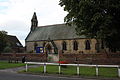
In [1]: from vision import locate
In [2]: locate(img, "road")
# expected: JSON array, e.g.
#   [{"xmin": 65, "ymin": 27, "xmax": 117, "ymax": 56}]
[{"xmin": 0, "ymin": 71, "xmax": 99, "ymax": 80}]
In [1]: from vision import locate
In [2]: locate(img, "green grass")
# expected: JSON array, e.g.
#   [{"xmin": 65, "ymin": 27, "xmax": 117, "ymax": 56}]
[
  {"xmin": 21, "ymin": 65, "xmax": 119, "ymax": 78},
  {"xmin": 99, "ymin": 67, "xmax": 118, "ymax": 77},
  {"xmin": 25, "ymin": 66, "xmax": 44, "ymax": 73},
  {"xmin": 61, "ymin": 66, "xmax": 77, "ymax": 75},
  {"xmin": 47, "ymin": 65, "xmax": 58, "ymax": 74},
  {"xmin": 0, "ymin": 61, "xmax": 25, "ymax": 69},
  {"xmin": 80, "ymin": 67, "xmax": 96, "ymax": 76}
]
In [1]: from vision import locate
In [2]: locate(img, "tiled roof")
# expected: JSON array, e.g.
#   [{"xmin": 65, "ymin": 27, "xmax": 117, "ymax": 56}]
[
  {"xmin": 25, "ymin": 24, "xmax": 86, "ymax": 41},
  {"xmin": 7, "ymin": 35, "xmax": 23, "ymax": 47}
]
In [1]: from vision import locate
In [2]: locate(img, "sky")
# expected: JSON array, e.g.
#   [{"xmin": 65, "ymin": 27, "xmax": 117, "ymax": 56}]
[{"xmin": 0, "ymin": 0, "xmax": 67, "ymax": 46}]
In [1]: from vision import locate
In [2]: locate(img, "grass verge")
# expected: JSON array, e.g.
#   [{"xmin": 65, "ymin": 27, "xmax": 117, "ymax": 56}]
[
  {"xmin": 20, "ymin": 65, "xmax": 118, "ymax": 78},
  {"xmin": 0, "ymin": 61, "xmax": 25, "ymax": 69}
]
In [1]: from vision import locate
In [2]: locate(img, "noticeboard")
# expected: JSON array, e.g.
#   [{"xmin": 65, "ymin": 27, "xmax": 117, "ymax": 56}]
[{"xmin": 36, "ymin": 47, "xmax": 44, "ymax": 53}]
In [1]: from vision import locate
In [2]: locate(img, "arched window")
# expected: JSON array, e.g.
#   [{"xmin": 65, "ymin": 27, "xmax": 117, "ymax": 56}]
[
  {"xmin": 85, "ymin": 40, "xmax": 91, "ymax": 50},
  {"xmin": 73, "ymin": 41, "xmax": 78, "ymax": 50},
  {"xmin": 62, "ymin": 41, "xmax": 67, "ymax": 50},
  {"xmin": 34, "ymin": 42, "xmax": 38, "ymax": 50}
]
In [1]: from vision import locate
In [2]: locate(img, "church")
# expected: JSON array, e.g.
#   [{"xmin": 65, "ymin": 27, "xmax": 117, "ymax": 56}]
[{"xmin": 25, "ymin": 12, "xmax": 104, "ymax": 54}]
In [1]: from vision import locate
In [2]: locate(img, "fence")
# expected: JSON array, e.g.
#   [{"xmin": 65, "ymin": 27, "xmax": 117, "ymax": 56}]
[{"xmin": 25, "ymin": 62, "xmax": 120, "ymax": 77}]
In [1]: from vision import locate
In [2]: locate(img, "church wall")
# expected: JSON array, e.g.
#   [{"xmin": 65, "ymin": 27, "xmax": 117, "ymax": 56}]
[
  {"xmin": 36, "ymin": 41, "xmax": 43, "ymax": 47},
  {"xmin": 26, "ymin": 39, "xmax": 98, "ymax": 54},
  {"xmin": 53, "ymin": 39, "xmax": 97, "ymax": 54},
  {"xmin": 26, "ymin": 42, "xmax": 34, "ymax": 53}
]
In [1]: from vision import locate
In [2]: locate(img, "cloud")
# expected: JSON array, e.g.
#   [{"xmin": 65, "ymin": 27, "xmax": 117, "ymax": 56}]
[{"xmin": 0, "ymin": 0, "xmax": 67, "ymax": 46}]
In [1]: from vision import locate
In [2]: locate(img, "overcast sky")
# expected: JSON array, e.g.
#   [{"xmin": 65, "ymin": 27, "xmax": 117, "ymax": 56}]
[{"xmin": 0, "ymin": 0, "xmax": 67, "ymax": 46}]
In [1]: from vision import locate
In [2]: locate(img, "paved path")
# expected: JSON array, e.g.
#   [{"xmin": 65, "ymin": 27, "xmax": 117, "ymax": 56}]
[{"xmin": 0, "ymin": 65, "xmax": 40, "ymax": 73}]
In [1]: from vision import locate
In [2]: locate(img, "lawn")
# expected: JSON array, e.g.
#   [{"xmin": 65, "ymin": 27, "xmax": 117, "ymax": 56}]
[
  {"xmin": 21, "ymin": 65, "xmax": 118, "ymax": 78},
  {"xmin": 0, "ymin": 61, "xmax": 25, "ymax": 69}
]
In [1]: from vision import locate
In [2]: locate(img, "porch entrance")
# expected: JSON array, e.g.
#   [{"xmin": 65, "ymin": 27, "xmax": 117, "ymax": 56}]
[{"xmin": 45, "ymin": 43, "xmax": 59, "ymax": 62}]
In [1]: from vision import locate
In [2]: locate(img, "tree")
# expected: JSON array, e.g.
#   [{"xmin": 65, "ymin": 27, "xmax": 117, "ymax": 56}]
[
  {"xmin": 0, "ymin": 31, "xmax": 8, "ymax": 53},
  {"xmin": 3, "ymin": 43, "xmax": 13, "ymax": 53},
  {"xmin": 59, "ymin": 0, "xmax": 120, "ymax": 52}
]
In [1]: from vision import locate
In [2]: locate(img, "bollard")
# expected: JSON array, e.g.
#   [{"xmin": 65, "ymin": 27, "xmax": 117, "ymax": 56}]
[
  {"xmin": 96, "ymin": 65, "xmax": 99, "ymax": 76},
  {"xmin": 25, "ymin": 63, "xmax": 28, "ymax": 72},
  {"xmin": 59, "ymin": 64, "xmax": 61, "ymax": 74},
  {"xmin": 44, "ymin": 63, "xmax": 46, "ymax": 73},
  {"xmin": 118, "ymin": 65, "xmax": 120, "ymax": 77},
  {"xmin": 77, "ymin": 64, "xmax": 79, "ymax": 75}
]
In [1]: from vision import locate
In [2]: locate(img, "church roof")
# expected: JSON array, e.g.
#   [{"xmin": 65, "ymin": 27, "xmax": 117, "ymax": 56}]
[{"xmin": 25, "ymin": 24, "xmax": 86, "ymax": 42}]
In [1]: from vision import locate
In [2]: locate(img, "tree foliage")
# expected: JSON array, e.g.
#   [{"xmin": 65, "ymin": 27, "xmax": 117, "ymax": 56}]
[
  {"xmin": 0, "ymin": 31, "xmax": 8, "ymax": 53},
  {"xmin": 59, "ymin": 0, "xmax": 120, "ymax": 52}
]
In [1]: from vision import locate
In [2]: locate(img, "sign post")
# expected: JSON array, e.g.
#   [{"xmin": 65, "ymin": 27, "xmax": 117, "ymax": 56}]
[{"xmin": 36, "ymin": 47, "xmax": 44, "ymax": 53}]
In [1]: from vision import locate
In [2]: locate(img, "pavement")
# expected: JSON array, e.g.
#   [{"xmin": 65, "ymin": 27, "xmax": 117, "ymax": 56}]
[
  {"xmin": 0, "ymin": 65, "xmax": 119, "ymax": 80},
  {"xmin": 0, "ymin": 65, "xmax": 40, "ymax": 73}
]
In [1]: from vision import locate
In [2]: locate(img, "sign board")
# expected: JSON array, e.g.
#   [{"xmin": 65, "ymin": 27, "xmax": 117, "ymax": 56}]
[{"xmin": 36, "ymin": 47, "xmax": 44, "ymax": 53}]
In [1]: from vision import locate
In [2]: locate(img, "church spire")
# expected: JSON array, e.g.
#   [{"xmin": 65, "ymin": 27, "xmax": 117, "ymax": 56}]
[{"xmin": 31, "ymin": 12, "xmax": 38, "ymax": 31}]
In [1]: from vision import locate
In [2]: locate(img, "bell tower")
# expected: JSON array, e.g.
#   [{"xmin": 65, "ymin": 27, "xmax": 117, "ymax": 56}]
[{"xmin": 31, "ymin": 12, "xmax": 38, "ymax": 31}]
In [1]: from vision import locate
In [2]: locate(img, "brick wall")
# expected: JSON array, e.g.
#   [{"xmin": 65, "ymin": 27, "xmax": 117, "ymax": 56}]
[
  {"xmin": 0, "ymin": 53, "xmax": 47, "ymax": 62},
  {"xmin": 59, "ymin": 52, "xmax": 120, "ymax": 65},
  {"xmin": 1, "ymin": 52, "xmax": 120, "ymax": 65}
]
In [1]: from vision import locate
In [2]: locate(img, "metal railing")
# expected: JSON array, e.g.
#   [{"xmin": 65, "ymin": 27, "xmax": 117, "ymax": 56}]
[{"xmin": 25, "ymin": 62, "xmax": 120, "ymax": 77}]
